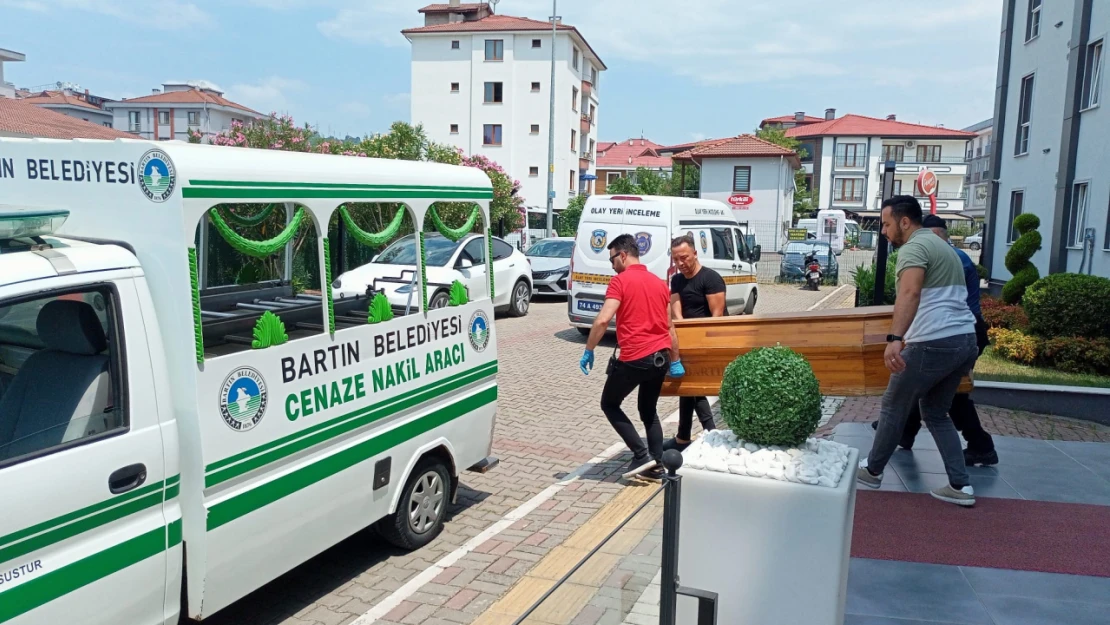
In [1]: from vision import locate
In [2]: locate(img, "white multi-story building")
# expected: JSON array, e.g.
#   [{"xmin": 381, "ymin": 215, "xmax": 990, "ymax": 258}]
[
  {"xmin": 0, "ymin": 47, "xmax": 26, "ymax": 98},
  {"xmin": 784, "ymin": 113, "xmax": 974, "ymax": 223},
  {"xmin": 105, "ymin": 81, "xmax": 264, "ymax": 142},
  {"xmin": 963, "ymin": 119, "xmax": 993, "ymax": 221},
  {"xmin": 984, "ymin": 0, "xmax": 1108, "ymax": 283},
  {"xmin": 20, "ymin": 84, "xmax": 114, "ymax": 128},
  {"xmin": 404, "ymin": 1, "xmax": 605, "ymax": 214}
]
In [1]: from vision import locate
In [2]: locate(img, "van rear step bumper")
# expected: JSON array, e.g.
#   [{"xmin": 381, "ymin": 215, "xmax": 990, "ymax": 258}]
[{"xmin": 467, "ymin": 456, "xmax": 499, "ymax": 473}]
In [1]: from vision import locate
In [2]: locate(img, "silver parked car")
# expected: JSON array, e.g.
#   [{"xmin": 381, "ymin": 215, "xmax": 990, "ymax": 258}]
[{"xmin": 526, "ymin": 237, "xmax": 574, "ymax": 296}]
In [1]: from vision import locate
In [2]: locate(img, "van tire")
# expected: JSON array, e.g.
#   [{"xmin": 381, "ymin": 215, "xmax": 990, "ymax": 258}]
[
  {"xmin": 508, "ymin": 279, "xmax": 531, "ymax": 317},
  {"xmin": 743, "ymin": 289, "xmax": 758, "ymax": 315},
  {"xmin": 378, "ymin": 457, "xmax": 451, "ymax": 550}
]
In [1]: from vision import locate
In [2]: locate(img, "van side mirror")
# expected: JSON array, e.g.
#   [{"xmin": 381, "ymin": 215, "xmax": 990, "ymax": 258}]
[{"xmin": 753, "ymin": 245, "xmax": 762, "ymax": 262}]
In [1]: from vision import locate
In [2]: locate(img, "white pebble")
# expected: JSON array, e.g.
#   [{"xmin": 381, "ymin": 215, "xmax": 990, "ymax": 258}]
[{"xmin": 682, "ymin": 434, "xmax": 849, "ymax": 488}]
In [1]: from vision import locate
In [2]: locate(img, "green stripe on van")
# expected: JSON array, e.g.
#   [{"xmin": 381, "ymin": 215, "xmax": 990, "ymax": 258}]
[
  {"xmin": 0, "ymin": 524, "xmax": 169, "ymax": 624},
  {"xmin": 182, "ymin": 187, "xmax": 494, "ymax": 200},
  {"xmin": 207, "ymin": 385, "xmax": 496, "ymax": 531},
  {"xmin": 205, "ymin": 362, "xmax": 496, "ymax": 484}
]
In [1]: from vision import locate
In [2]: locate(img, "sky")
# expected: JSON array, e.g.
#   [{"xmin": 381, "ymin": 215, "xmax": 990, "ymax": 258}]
[{"xmin": 1, "ymin": 0, "xmax": 1003, "ymax": 145}]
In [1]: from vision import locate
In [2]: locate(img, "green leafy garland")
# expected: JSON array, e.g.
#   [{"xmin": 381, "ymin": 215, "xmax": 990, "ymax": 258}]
[
  {"xmin": 188, "ymin": 248, "xmax": 204, "ymax": 364},
  {"xmin": 322, "ymin": 237, "xmax": 336, "ymax": 334},
  {"xmin": 219, "ymin": 204, "xmax": 276, "ymax": 227},
  {"xmin": 368, "ymin": 292, "xmax": 394, "ymax": 323},
  {"xmin": 209, "ymin": 206, "xmax": 306, "ymax": 258},
  {"xmin": 448, "ymin": 280, "xmax": 469, "ymax": 306},
  {"xmin": 252, "ymin": 311, "xmax": 289, "ymax": 349},
  {"xmin": 419, "ymin": 231, "xmax": 429, "ymax": 311},
  {"xmin": 339, "ymin": 205, "xmax": 406, "ymax": 248},
  {"xmin": 429, "ymin": 205, "xmax": 480, "ymax": 241}
]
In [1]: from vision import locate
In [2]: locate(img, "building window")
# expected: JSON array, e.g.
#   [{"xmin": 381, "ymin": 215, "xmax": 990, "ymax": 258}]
[
  {"xmin": 532, "ymin": 39, "xmax": 541, "ymax": 48},
  {"xmin": 451, "ymin": 40, "xmax": 460, "ymax": 49},
  {"xmin": 450, "ymin": 82, "xmax": 460, "ymax": 93},
  {"xmin": 892, "ymin": 180, "xmax": 903, "ymax": 195},
  {"xmin": 833, "ymin": 178, "xmax": 864, "ymax": 202},
  {"xmin": 103, "ymin": 122, "xmax": 112, "ymax": 127},
  {"xmin": 483, "ymin": 124, "xmax": 502, "ymax": 146},
  {"xmin": 1026, "ymin": 0, "xmax": 1041, "ymax": 42},
  {"xmin": 484, "ymin": 82, "xmax": 503, "ymax": 103},
  {"xmin": 1083, "ymin": 40, "xmax": 1103, "ymax": 109},
  {"xmin": 730, "ymin": 166, "xmax": 751, "ymax": 193},
  {"xmin": 530, "ymin": 124, "xmax": 540, "ymax": 134},
  {"xmin": 569, "ymin": 170, "xmax": 575, "ymax": 191},
  {"xmin": 571, "ymin": 129, "xmax": 577, "ymax": 152},
  {"xmin": 187, "ymin": 111, "xmax": 200, "ymax": 126},
  {"xmin": 916, "ymin": 145, "xmax": 942, "ymax": 163},
  {"xmin": 128, "ymin": 111, "xmax": 141, "ymax": 132},
  {"xmin": 484, "ymin": 39, "xmax": 504, "ymax": 61},
  {"xmin": 573, "ymin": 47, "xmax": 579, "ymax": 70},
  {"xmin": 530, "ymin": 166, "xmax": 539, "ymax": 176},
  {"xmin": 1069, "ymin": 182, "xmax": 1089, "ymax": 247},
  {"xmin": 881, "ymin": 144, "xmax": 904, "ymax": 163},
  {"xmin": 532, "ymin": 82, "xmax": 541, "ymax": 92},
  {"xmin": 1008, "ymin": 191, "xmax": 1024, "ymax": 243},
  {"xmin": 834, "ymin": 143, "xmax": 866, "ymax": 168},
  {"xmin": 572, "ymin": 87, "xmax": 578, "ymax": 111},
  {"xmin": 157, "ymin": 111, "xmax": 169, "ymax": 125},
  {"xmin": 1015, "ymin": 73, "xmax": 1034, "ymax": 155},
  {"xmin": 607, "ymin": 172, "xmax": 622, "ymax": 184},
  {"xmin": 450, "ymin": 124, "xmax": 459, "ymax": 134}
]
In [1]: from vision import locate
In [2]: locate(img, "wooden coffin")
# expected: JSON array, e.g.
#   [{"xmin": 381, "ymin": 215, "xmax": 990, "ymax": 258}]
[{"xmin": 661, "ymin": 305, "xmax": 973, "ymax": 397}]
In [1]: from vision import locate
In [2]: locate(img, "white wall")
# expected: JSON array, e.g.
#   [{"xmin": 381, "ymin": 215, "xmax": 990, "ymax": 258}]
[
  {"xmin": 42, "ymin": 106, "xmax": 113, "ymax": 127},
  {"xmin": 699, "ymin": 156, "xmax": 796, "ymax": 246},
  {"xmin": 1070, "ymin": 0, "xmax": 1110, "ymax": 276},
  {"xmin": 109, "ymin": 105, "xmax": 250, "ymax": 141}
]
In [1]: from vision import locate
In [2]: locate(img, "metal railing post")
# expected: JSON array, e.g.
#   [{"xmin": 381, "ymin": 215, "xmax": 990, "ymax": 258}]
[{"xmin": 659, "ymin": 449, "xmax": 683, "ymax": 625}]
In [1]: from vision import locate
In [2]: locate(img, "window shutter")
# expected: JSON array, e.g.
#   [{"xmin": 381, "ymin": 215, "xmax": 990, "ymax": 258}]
[{"xmin": 733, "ymin": 167, "xmax": 751, "ymax": 192}]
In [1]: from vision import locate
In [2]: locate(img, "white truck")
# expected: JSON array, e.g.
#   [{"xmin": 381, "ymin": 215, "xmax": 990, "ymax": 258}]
[{"xmin": 0, "ymin": 139, "xmax": 500, "ymax": 624}]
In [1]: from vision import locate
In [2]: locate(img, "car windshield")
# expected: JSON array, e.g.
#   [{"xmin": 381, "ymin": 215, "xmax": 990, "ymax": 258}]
[
  {"xmin": 527, "ymin": 240, "xmax": 574, "ymax": 258},
  {"xmin": 785, "ymin": 243, "xmax": 830, "ymax": 257},
  {"xmin": 375, "ymin": 233, "xmax": 461, "ymax": 267}
]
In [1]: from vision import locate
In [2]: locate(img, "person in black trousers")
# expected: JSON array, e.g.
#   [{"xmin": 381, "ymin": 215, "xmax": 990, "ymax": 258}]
[
  {"xmin": 663, "ymin": 234, "xmax": 726, "ymax": 451},
  {"xmin": 871, "ymin": 215, "xmax": 998, "ymax": 466}
]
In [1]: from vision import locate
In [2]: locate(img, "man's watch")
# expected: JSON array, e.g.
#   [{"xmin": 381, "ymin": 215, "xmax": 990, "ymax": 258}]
[{"xmin": 886, "ymin": 334, "xmax": 904, "ymax": 343}]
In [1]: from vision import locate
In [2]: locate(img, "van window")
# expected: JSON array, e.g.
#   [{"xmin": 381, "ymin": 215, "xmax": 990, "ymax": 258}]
[
  {"xmin": 0, "ymin": 287, "xmax": 126, "ymax": 465},
  {"xmin": 711, "ymin": 228, "xmax": 735, "ymax": 261},
  {"xmin": 734, "ymin": 229, "xmax": 751, "ymax": 262}
]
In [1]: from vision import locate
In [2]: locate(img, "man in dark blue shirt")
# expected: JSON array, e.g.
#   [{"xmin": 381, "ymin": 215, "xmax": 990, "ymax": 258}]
[{"xmin": 872, "ymin": 215, "xmax": 998, "ymax": 466}]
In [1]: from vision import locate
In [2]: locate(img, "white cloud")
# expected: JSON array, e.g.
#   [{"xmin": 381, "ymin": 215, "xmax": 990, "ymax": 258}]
[
  {"xmin": 230, "ymin": 76, "xmax": 307, "ymax": 114},
  {"xmin": 5, "ymin": 0, "xmax": 212, "ymax": 28}
]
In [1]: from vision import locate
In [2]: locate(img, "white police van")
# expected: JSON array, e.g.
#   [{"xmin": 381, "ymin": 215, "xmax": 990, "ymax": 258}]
[
  {"xmin": 0, "ymin": 139, "xmax": 499, "ymax": 624},
  {"xmin": 568, "ymin": 195, "xmax": 760, "ymax": 332}
]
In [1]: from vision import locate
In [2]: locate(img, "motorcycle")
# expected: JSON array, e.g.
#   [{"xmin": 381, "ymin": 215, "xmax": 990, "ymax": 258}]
[{"xmin": 803, "ymin": 251, "xmax": 822, "ymax": 291}]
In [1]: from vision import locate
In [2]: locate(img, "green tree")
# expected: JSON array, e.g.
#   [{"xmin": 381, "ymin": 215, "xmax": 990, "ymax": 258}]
[
  {"xmin": 606, "ymin": 166, "xmax": 670, "ymax": 196},
  {"xmin": 755, "ymin": 126, "xmax": 814, "ymax": 221},
  {"xmin": 664, "ymin": 161, "xmax": 700, "ymax": 197},
  {"xmin": 557, "ymin": 194, "xmax": 587, "ymax": 237},
  {"xmin": 607, "ymin": 175, "xmax": 636, "ymax": 194}
]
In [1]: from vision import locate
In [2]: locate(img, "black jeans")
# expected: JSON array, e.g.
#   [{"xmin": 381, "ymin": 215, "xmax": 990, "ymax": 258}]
[
  {"xmin": 677, "ymin": 396, "xmax": 715, "ymax": 441},
  {"xmin": 900, "ymin": 317, "xmax": 995, "ymax": 453},
  {"xmin": 600, "ymin": 351, "xmax": 667, "ymax": 463}
]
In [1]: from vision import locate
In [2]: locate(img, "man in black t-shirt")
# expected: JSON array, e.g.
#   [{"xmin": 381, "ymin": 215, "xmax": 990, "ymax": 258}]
[{"xmin": 664, "ymin": 234, "xmax": 727, "ymax": 452}]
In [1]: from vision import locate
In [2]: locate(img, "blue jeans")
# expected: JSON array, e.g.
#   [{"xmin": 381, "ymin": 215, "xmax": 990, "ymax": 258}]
[{"xmin": 867, "ymin": 333, "xmax": 979, "ymax": 488}]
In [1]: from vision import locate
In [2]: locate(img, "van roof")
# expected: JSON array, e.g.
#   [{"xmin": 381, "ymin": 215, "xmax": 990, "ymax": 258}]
[
  {"xmin": 1, "ymin": 237, "xmax": 139, "ymax": 288},
  {"xmin": 585, "ymin": 194, "xmax": 738, "ymax": 226}
]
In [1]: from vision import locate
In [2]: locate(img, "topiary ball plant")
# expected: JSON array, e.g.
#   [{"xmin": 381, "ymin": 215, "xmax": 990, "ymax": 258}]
[
  {"xmin": 719, "ymin": 346, "xmax": 822, "ymax": 448},
  {"xmin": 1002, "ymin": 213, "xmax": 1041, "ymax": 304}
]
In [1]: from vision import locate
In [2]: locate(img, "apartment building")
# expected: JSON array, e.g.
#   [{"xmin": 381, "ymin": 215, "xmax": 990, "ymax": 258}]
[
  {"xmin": 404, "ymin": 1, "xmax": 605, "ymax": 212},
  {"xmin": 105, "ymin": 81, "xmax": 264, "ymax": 142},
  {"xmin": 0, "ymin": 48, "xmax": 26, "ymax": 98},
  {"xmin": 963, "ymin": 119, "xmax": 993, "ymax": 220},
  {"xmin": 594, "ymin": 138, "xmax": 671, "ymax": 194},
  {"xmin": 784, "ymin": 113, "xmax": 974, "ymax": 221},
  {"xmin": 20, "ymin": 84, "xmax": 114, "ymax": 127},
  {"xmin": 984, "ymin": 0, "xmax": 1109, "ymax": 282}
]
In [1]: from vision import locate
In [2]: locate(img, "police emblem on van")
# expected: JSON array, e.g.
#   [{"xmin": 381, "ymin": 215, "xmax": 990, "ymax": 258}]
[
  {"xmin": 634, "ymin": 232, "xmax": 652, "ymax": 255},
  {"xmin": 220, "ymin": 367, "xmax": 268, "ymax": 431},
  {"xmin": 589, "ymin": 229, "xmax": 607, "ymax": 253},
  {"xmin": 138, "ymin": 149, "xmax": 176, "ymax": 203},
  {"xmin": 468, "ymin": 310, "xmax": 490, "ymax": 352}
]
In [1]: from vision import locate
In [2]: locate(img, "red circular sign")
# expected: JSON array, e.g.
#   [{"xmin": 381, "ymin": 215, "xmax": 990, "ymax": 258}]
[
  {"xmin": 917, "ymin": 169, "xmax": 938, "ymax": 196},
  {"xmin": 727, "ymin": 194, "xmax": 754, "ymax": 208}
]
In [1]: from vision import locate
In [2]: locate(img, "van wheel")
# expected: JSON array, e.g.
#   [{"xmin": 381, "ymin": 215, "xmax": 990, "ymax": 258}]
[
  {"xmin": 508, "ymin": 279, "xmax": 531, "ymax": 317},
  {"xmin": 429, "ymin": 291, "xmax": 449, "ymax": 310},
  {"xmin": 378, "ymin": 457, "xmax": 451, "ymax": 550},
  {"xmin": 743, "ymin": 289, "xmax": 758, "ymax": 315}
]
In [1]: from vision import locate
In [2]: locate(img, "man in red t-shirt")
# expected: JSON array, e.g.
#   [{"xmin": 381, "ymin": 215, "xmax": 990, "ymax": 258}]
[{"xmin": 580, "ymin": 234, "xmax": 678, "ymax": 480}]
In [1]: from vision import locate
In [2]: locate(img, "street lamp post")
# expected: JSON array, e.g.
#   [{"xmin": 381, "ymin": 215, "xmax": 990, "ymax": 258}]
[{"xmin": 546, "ymin": 0, "xmax": 558, "ymax": 238}]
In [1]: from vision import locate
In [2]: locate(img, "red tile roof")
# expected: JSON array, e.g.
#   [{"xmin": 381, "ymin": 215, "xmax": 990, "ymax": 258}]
[
  {"xmin": 418, "ymin": 3, "xmax": 488, "ymax": 13},
  {"xmin": 402, "ymin": 14, "xmax": 606, "ymax": 69},
  {"xmin": 672, "ymin": 134, "xmax": 801, "ymax": 168},
  {"xmin": 784, "ymin": 114, "xmax": 975, "ymax": 139},
  {"xmin": 20, "ymin": 90, "xmax": 103, "ymax": 112},
  {"xmin": 0, "ymin": 98, "xmax": 133, "ymax": 140},
  {"xmin": 761, "ymin": 114, "xmax": 827, "ymax": 126},
  {"xmin": 596, "ymin": 138, "xmax": 672, "ymax": 169},
  {"xmin": 115, "ymin": 88, "xmax": 262, "ymax": 116}
]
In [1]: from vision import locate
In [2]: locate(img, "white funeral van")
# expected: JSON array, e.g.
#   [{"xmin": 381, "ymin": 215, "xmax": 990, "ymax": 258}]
[
  {"xmin": 0, "ymin": 139, "xmax": 500, "ymax": 624},
  {"xmin": 568, "ymin": 195, "xmax": 761, "ymax": 332}
]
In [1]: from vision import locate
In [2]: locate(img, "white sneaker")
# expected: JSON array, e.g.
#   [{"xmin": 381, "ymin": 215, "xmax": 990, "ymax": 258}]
[{"xmin": 931, "ymin": 484, "xmax": 976, "ymax": 506}]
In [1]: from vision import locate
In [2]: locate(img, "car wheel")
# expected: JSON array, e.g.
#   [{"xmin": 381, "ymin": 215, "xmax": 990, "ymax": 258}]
[
  {"xmin": 577, "ymin": 327, "xmax": 591, "ymax": 336},
  {"xmin": 508, "ymin": 279, "xmax": 531, "ymax": 317},
  {"xmin": 377, "ymin": 457, "xmax": 451, "ymax": 550},
  {"xmin": 429, "ymin": 291, "xmax": 449, "ymax": 310},
  {"xmin": 743, "ymin": 289, "xmax": 758, "ymax": 315},
  {"xmin": 969, "ymin": 243, "xmax": 981, "ymax": 251}
]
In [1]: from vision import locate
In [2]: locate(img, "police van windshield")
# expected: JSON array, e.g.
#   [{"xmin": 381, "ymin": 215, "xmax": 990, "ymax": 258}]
[{"xmin": 375, "ymin": 233, "xmax": 461, "ymax": 267}]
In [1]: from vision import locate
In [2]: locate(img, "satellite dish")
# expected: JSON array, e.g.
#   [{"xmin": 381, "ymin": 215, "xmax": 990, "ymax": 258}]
[{"xmin": 489, "ymin": 0, "xmax": 500, "ymax": 11}]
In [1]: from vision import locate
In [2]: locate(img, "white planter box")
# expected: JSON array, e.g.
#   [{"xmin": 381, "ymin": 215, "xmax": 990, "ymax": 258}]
[{"xmin": 675, "ymin": 447, "xmax": 859, "ymax": 625}]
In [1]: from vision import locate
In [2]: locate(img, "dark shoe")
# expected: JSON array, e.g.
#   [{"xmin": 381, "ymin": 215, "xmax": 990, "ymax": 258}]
[
  {"xmin": 639, "ymin": 466, "xmax": 665, "ymax": 481},
  {"xmin": 871, "ymin": 420, "xmax": 878, "ymax": 430},
  {"xmin": 899, "ymin": 437, "xmax": 915, "ymax": 451},
  {"xmin": 622, "ymin": 457, "xmax": 659, "ymax": 480},
  {"xmin": 662, "ymin": 437, "xmax": 691, "ymax": 452},
  {"xmin": 964, "ymin": 449, "xmax": 999, "ymax": 467}
]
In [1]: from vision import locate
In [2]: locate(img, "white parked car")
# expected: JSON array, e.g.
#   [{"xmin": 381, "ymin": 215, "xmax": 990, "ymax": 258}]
[
  {"xmin": 332, "ymin": 232, "xmax": 533, "ymax": 316},
  {"xmin": 965, "ymin": 232, "xmax": 983, "ymax": 250},
  {"xmin": 526, "ymin": 237, "xmax": 574, "ymax": 297}
]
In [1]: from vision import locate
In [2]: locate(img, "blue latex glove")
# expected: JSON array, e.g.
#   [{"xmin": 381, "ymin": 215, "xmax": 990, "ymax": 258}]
[
  {"xmin": 580, "ymin": 349, "xmax": 595, "ymax": 375},
  {"xmin": 668, "ymin": 359, "xmax": 686, "ymax": 378}
]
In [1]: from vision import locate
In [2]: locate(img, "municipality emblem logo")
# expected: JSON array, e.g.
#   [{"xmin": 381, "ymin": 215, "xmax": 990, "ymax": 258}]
[
  {"xmin": 468, "ymin": 310, "xmax": 490, "ymax": 353},
  {"xmin": 220, "ymin": 367, "xmax": 268, "ymax": 432},
  {"xmin": 138, "ymin": 149, "xmax": 176, "ymax": 203},
  {"xmin": 634, "ymin": 232, "xmax": 652, "ymax": 256},
  {"xmin": 590, "ymin": 229, "xmax": 607, "ymax": 253},
  {"xmin": 699, "ymin": 231, "xmax": 708, "ymax": 253}
]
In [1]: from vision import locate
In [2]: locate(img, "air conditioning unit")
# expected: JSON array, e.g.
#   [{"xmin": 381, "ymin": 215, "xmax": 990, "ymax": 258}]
[{"xmin": 904, "ymin": 141, "xmax": 917, "ymax": 149}]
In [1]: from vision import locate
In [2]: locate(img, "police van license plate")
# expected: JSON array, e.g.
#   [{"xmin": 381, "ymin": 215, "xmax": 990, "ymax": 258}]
[{"xmin": 576, "ymin": 300, "xmax": 603, "ymax": 313}]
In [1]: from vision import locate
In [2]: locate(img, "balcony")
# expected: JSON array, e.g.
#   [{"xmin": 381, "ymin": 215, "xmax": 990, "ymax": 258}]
[
  {"xmin": 581, "ymin": 80, "xmax": 592, "ymax": 99},
  {"xmin": 579, "ymin": 157, "xmax": 591, "ymax": 171},
  {"xmin": 833, "ymin": 157, "xmax": 868, "ymax": 171},
  {"xmin": 580, "ymin": 115, "xmax": 591, "ymax": 135}
]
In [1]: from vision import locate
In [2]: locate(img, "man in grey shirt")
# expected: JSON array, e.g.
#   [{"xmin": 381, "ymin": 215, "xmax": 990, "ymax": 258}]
[{"xmin": 857, "ymin": 196, "xmax": 979, "ymax": 506}]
